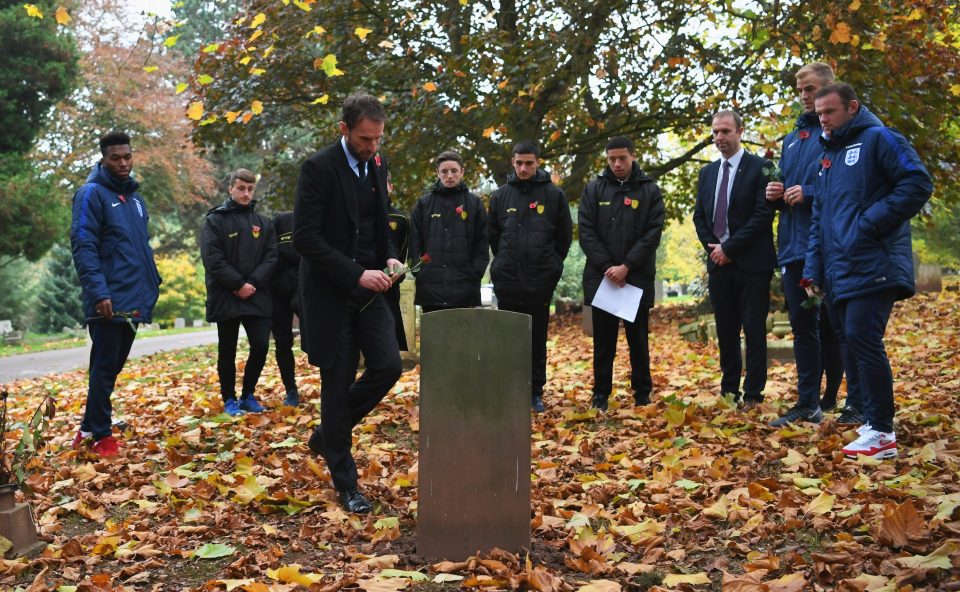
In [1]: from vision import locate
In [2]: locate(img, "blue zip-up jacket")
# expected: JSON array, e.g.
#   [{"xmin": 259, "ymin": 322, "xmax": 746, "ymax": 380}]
[
  {"xmin": 70, "ymin": 164, "xmax": 162, "ymax": 324},
  {"xmin": 803, "ymin": 106, "xmax": 933, "ymax": 304},
  {"xmin": 774, "ymin": 111, "xmax": 821, "ymax": 266}
]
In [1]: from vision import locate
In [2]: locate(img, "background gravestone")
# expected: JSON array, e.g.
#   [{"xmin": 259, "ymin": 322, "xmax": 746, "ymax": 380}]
[{"xmin": 418, "ymin": 308, "xmax": 531, "ymax": 560}]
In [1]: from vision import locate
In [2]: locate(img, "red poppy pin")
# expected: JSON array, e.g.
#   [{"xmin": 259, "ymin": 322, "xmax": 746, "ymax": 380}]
[
  {"xmin": 118, "ymin": 194, "xmax": 126, "ymax": 203},
  {"xmin": 374, "ymin": 154, "xmax": 382, "ymax": 167},
  {"xmin": 529, "ymin": 201, "xmax": 538, "ymax": 209},
  {"xmin": 624, "ymin": 197, "xmax": 632, "ymax": 206},
  {"xmin": 820, "ymin": 158, "xmax": 832, "ymax": 169},
  {"xmin": 799, "ymin": 130, "xmax": 810, "ymax": 140},
  {"xmin": 456, "ymin": 205, "xmax": 467, "ymax": 220},
  {"xmin": 252, "ymin": 224, "xmax": 261, "ymax": 238}
]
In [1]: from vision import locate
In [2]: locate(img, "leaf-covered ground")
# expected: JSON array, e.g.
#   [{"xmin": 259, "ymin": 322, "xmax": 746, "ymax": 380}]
[{"xmin": 2, "ymin": 287, "xmax": 959, "ymax": 591}]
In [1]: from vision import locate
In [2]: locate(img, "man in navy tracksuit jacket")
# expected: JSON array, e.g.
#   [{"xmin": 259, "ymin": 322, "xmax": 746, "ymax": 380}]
[
  {"xmin": 765, "ymin": 63, "xmax": 846, "ymax": 428},
  {"xmin": 803, "ymin": 84, "xmax": 932, "ymax": 460},
  {"xmin": 70, "ymin": 131, "xmax": 161, "ymax": 457}
]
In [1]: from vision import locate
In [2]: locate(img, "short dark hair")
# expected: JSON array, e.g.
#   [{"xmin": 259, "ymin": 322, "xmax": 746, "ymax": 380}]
[
  {"xmin": 512, "ymin": 140, "xmax": 539, "ymax": 158},
  {"xmin": 99, "ymin": 131, "xmax": 131, "ymax": 156},
  {"xmin": 713, "ymin": 110, "xmax": 743, "ymax": 129},
  {"xmin": 605, "ymin": 136, "xmax": 635, "ymax": 154},
  {"xmin": 434, "ymin": 150, "xmax": 464, "ymax": 169},
  {"xmin": 816, "ymin": 82, "xmax": 858, "ymax": 106},
  {"xmin": 341, "ymin": 93, "xmax": 386, "ymax": 129},
  {"xmin": 229, "ymin": 168, "xmax": 256, "ymax": 187}
]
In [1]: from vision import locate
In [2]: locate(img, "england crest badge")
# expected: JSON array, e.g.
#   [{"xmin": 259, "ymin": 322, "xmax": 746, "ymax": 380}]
[{"xmin": 844, "ymin": 147, "xmax": 860, "ymax": 166}]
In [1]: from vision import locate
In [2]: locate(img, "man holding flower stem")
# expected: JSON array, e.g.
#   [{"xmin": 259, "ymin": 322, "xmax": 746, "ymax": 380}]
[
  {"xmin": 765, "ymin": 62, "xmax": 847, "ymax": 428},
  {"xmin": 293, "ymin": 93, "xmax": 406, "ymax": 514}
]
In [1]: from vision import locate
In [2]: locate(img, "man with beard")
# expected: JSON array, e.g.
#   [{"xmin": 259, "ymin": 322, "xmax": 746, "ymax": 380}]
[{"xmin": 488, "ymin": 140, "xmax": 572, "ymax": 413}]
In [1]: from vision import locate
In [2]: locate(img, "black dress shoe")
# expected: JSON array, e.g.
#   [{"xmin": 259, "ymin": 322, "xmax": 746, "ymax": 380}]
[
  {"xmin": 338, "ymin": 488, "xmax": 372, "ymax": 513},
  {"xmin": 634, "ymin": 393, "xmax": 651, "ymax": 406},
  {"xmin": 307, "ymin": 425, "xmax": 324, "ymax": 456}
]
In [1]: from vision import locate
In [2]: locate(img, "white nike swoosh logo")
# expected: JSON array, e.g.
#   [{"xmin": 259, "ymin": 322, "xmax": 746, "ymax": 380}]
[{"xmin": 112, "ymin": 202, "xmax": 121, "ymax": 207}]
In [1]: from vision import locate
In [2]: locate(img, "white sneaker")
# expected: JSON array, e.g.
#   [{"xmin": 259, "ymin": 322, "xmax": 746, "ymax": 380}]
[
  {"xmin": 842, "ymin": 428, "xmax": 897, "ymax": 460},
  {"xmin": 856, "ymin": 423, "xmax": 872, "ymax": 435}
]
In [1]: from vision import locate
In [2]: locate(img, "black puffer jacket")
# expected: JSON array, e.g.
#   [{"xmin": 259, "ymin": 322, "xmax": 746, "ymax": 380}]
[
  {"xmin": 409, "ymin": 180, "xmax": 489, "ymax": 307},
  {"xmin": 270, "ymin": 211, "xmax": 300, "ymax": 313},
  {"xmin": 201, "ymin": 198, "xmax": 278, "ymax": 321},
  {"xmin": 488, "ymin": 169, "xmax": 572, "ymax": 303},
  {"xmin": 579, "ymin": 163, "xmax": 665, "ymax": 306}
]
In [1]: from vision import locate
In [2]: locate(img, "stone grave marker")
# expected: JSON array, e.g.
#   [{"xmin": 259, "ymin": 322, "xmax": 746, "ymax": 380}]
[{"xmin": 417, "ymin": 308, "xmax": 531, "ymax": 560}]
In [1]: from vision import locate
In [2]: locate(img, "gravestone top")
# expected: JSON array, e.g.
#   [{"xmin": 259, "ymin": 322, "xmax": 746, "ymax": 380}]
[
  {"xmin": 0, "ymin": 320, "xmax": 12, "ymax": 334},
  {"xmin": 417, "ymin": 308, "xmax": 531, "ymax": 560}
]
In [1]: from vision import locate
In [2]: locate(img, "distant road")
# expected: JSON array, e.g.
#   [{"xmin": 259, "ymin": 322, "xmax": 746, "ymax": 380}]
[{"xmin": 0, "ymin": 329, "xmax": 220, "ymax": 384}]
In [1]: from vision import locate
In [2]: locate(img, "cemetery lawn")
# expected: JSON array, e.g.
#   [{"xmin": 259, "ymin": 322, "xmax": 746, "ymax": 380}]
[{"xmin": 1, "ymin": 287, "xmax": 958, "ymax": 590}]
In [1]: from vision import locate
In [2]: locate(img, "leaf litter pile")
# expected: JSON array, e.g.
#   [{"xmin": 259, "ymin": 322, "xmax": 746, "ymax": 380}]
[{"xmin": 1, "ymin": 289, "xmax": 958, "ymax": 591}]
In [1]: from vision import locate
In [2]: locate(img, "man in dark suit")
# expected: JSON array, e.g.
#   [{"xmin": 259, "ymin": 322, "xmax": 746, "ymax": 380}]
[
  {"xmin": 693, "ymin": 110, "xmax": 776, "ymax": 409},
  {"xmin": 293, "ymin": 93, "xmax": 406, "ymax": 513}
]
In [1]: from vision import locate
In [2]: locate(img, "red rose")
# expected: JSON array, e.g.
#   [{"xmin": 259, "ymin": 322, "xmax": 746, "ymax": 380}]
[
  {"xmin": 799, "ymin": 130, "xmax": 810, "ymax": 140},
  {"xmin": 799, "ymin": 278, "xmax": 814, "ymax": 289},
  {"xmin": 374, "ymin": 155, "xmax": 382, "ymax": 167},
  {"xmin": 421, "ymin": 254, "xmax": 431, "ymax": 263},
  {"xmin": 764, "ymin": 148, "xmax": 775, "ymax": 159},
  {"xmin": 821, "ymin": 158, "xmax": 831, "ymax": 169},
  {"xmin": 132, "ymin": 310, "xmax": 141, "ymax": 317}
]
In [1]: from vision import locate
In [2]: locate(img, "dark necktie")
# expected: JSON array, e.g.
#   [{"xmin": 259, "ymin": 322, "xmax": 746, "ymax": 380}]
[
  {"xmin": 357, "ymin": 160, "xmax": 366, "ymax": 183},
  {"xmin": 713, "ymin": 161, "xmax": 731, "ymax": 239}
]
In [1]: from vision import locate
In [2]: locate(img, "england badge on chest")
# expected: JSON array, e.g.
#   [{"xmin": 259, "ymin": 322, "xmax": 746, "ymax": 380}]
[{"xmin": 844, "ymin": 147, "xmax": 860, "ymax": 166}]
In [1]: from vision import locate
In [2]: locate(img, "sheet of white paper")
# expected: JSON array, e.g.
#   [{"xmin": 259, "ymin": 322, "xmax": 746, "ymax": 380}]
[{"xmin": 591, "ymin": 276, "xmax": 643, "ymax": 323}]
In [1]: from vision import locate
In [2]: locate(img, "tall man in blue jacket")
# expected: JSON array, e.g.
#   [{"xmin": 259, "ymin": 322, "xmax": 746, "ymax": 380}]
[
  {"xmin": 693, "ymin": 111, "xmax": 776, "ymax": 409},
  {"xmin": 804, "ymin": 83, "xmax": 932, "ymax": 460},
  {"xmin": 765, "ymin": 63, "xmax": 846, "ymax": 427},
  {"xmin": 70, "ymin": 131, "xmax": 162, "ymax": 457}
]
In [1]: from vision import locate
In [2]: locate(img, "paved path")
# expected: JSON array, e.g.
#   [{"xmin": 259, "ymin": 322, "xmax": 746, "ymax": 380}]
[{"xmin": 0, "ymin": 329, "xmax": 220, "ymax": 384}]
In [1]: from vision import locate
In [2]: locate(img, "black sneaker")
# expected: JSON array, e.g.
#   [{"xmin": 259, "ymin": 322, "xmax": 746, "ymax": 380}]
[
  {"xmin": 835, "ymin": 407, "xmax": 865, "ymax": 426},
  {"xmin": 532, "ymin": 395, "xmax": 545, "ymax": 413},
  {"xmin": 769, "ymin": 404, "xmax": 823, "ymax": 427},
  {"xmin": 591, "ymin": 394, "xmax": 608, "ymax": 412}
]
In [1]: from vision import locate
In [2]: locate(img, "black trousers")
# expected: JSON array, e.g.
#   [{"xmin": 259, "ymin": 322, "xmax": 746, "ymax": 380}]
[
  {"xmin": 271, "ymin": 291, "xmax": 297, "ymax": 393},
  {"xmin": 708, "ymin": 265, "xmax": 772, "ymax": 401},
  {"xmin": 216, "ymin": 316, "xmax": 272, "ymax": 402},
  {"xmin": 83, "ymin": 322, "xmax": 137, "ymax": 439},
  {"xmin": 497, "ymin": 299, "xmax": 550, "ymax": 397},
  {"xmin": 592, "ymin": 305, "xmax": 652, "ymax": 399},
  {"xmin": 320, "ymin": 293, "xmax": 402, "ymax": 491}
]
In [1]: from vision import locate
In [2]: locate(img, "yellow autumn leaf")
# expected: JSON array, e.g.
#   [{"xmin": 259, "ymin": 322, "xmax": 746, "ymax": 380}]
[
  {"xmin": 250, "ymin": 12, "xmax": 266, "ymax": 28},
  {"xmin": 305, "ymin": 25, "xmax": 325, "ymax": 38},
  {"xmin": 293, "ymin": 0, "xmax": 314, "ymax": 11},
  {"xmin": 186, "ymin": 101, "xmax": 204, "ymax": 121},
  {"xmin": 310, "ymin": 95, "xmax": 329, "ymax": 105},
  {"xmin": 24, "ymin": 4, "xmax": 43, "ymax": 18},
  {"xmin": 163, "ymin": 35, "xmax": 179, "ymax": 48},
  {"xmin": 577, "ymin": 579, "xmax": 621, "ymax": 592},
  {"xmin": 251, "ymin": 100, "xmax": 264, "ymax": 115},
  {"xmin": 482, "ymin": 127, "xmax": 495, "ymax": 138},
  {"xmin": 239, "ymin": 56, "xmax": 253, "ymax": 66},
  {"xmin": 805, "ymin": 491, "xmax": 835, "ymax": 515},
  {"xmin": 267, "ymin": 565, "xmax": 323, "ymax": 586},
  {"xmin": 55, "ymin": 6, "xmax": 70, "ymax": 24},
  {"xmin": 702, "ymin": 494, "xmax": 729, "ymax": 520},
  {"xmin": 143, "ymin": 66, "xmax": 158, "ymax": 73},
  {"xmin": 241, "ymin": 112, "xmax": 253, "ymax": 124},
  {"xmin": 250, "ymin": 68, "xmax": 266, "ymax": 76},
  {"xmin": 829, "ymin": 22, "xmax": 852, "ymax": 44},
  {"xmin": 460, "ymin": 0, "xmax": 468, "ymax": 5},
  {"xmin": 175, "ymin": 82, "xmax": 189, "ymax": 94},
  {"xmin": 895, "ymin": 541, "xmax": 958, "ymax": 569},
  {"xmin": 662, "ymin": 573, "xmax": 710, "ymax": 587},
  {"xmin": 321, "ymin": 54, "xmax": 344, "ymax": 77},
  {"xmin": 423, "ymin": 82, "xmax": 438, "ymax": 92},
  {"xmin": 355, "ymin": 27, "xmax": 373, "ymax": 40},
  {"xmin": 848, "ymin": 0, "xmax": 861, "ymax": 10},
  {"xmin": 263, "ymin": 524, "xmax": 277, "ymax": 535},
  {"xmin": 225, "ymin": 111, "xmax": 240, "ymax": 123},
  {"xmin": 765, "ymin": 572, "xmax": 807, "ymax": 592},
  {"xmin": 249, "ymin": 29, "xmax": 263, "ymax": 43},
  {"xmin": 950, "ymin": 85, "xmax": 960, "ymax": 97}
]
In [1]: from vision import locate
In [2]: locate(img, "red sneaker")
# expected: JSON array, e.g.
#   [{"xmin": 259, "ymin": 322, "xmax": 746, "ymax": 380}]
[
  {"xmin": 842, "ymin": 428, "xmax": 897, "ymax": 460},
  {"xmin": 90, "ymin": 435, "xmax": 121, "ymax": 457},
  {"xmin": 72, "ymin": 430, "xmax": 92, "ymax": 450}
]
